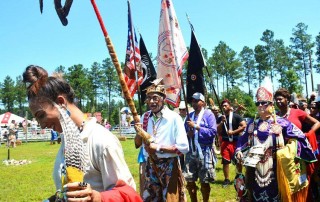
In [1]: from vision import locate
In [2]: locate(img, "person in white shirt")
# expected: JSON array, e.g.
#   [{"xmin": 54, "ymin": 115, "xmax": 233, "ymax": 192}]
[
  {"xmin": 135, "ymin": 78, "xmax": 189, "ymax": 202},
  {"xmin": 31, "ymin": 118, "xmax": 38, "ymax": 135},
  {"xmin": 8, "ymin": 120, "xmax": 17, "ymax": 147},
  {"xmin": 23, "ymin": 65, "xmax": 138, "ymax": 201},
  {"xmin": 121, "ymin": 111, "xmax": 128, "ymax": 127}
]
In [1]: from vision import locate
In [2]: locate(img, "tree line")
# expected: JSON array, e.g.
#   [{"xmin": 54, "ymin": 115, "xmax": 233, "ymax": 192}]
[{"xmin": 1, "ymin": 22, "xmax": 320, "ymax": 122}]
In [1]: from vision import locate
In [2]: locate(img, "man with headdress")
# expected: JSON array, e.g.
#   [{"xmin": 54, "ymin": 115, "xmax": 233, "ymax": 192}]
[
  {"xmin": 217, "ymin": 99, "xmax": 246, "ymax": 187},
  {"xmin": 135, "ymin": 78, "xmax": 189, "ymax": 201},
  {"xmin": 183, "ymin": 92, "xmax": 217, "ymax": 202},
  {"xmin": 235, "ymin": 77, "xmax": 317, "ymax": 201}
]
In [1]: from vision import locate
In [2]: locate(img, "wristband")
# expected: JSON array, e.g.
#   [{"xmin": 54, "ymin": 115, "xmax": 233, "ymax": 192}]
[{"xmin": 194, "ymin": 124, "xmax": 198, "ymax": 130}]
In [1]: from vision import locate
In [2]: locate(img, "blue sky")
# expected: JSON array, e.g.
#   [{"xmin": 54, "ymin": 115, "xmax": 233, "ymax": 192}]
[{"xmin": 1, "ymin": 0, "xmax": 319, "ymax": 96}]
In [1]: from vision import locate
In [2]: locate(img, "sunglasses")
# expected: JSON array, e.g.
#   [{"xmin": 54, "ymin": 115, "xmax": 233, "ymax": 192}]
[
  {"xmin": 255, "ymin": 101, "xmax": 270, "ymax": 106},
  {"xmin": 146, "ymin": 95, "xmax": 162, "ymax": 102}
]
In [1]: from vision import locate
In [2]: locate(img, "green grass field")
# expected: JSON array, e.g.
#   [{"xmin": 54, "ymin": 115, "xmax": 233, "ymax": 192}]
[{"xmin": 0, "ymin": 139, "xmax": 237, "ymax": 202}]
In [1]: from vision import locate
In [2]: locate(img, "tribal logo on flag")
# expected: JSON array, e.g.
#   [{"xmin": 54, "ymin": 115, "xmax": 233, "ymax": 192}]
[
  {"xmin": 123, "ymin": 1, "xmax": 143, "ymax": 98},
  {"xmin": 157, "ymin": 0, "xmax": 189, "ymax": 107},
  {"xmin": 186, "ymin": 30, "xmax": 206, "ymax": 103}
]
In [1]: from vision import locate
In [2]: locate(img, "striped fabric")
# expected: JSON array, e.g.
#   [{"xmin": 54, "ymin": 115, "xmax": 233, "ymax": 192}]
[{"xmin": 123, "ymin": 0, "xmax": 143, "ymax": 98}]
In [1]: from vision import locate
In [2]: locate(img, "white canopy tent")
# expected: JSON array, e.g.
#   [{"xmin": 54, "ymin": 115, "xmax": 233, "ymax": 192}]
[{"xmin": 0, "ymin": 112, "xmax": 30, "ymax": 126}]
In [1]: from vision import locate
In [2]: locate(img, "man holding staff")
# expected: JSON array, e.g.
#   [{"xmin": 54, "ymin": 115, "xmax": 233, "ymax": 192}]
[{"xmin": 135, "ymin": 78, "xmax": 189, "ymax": 202}]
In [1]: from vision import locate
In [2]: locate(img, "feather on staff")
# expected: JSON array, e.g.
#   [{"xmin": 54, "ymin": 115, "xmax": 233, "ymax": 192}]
[{"xmin": 54, "ymin": 105, "xmax": 86, "ymax": 200}]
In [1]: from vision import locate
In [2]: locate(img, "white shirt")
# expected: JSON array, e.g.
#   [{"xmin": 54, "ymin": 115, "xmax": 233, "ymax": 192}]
[
  {"xmin": 53, "ymin": 118, "xmax": 136, "ymax": 192},
  {"xmin": 141, "ymin": 106, "xmax": 189, "ymax": 158},
  {"xmin": 31, "ymin": 120, "xmax": 38, "ymax": 129},
  {"xmin": 121, "ymin": 113, "xmax": 127, "ymax": 126}
]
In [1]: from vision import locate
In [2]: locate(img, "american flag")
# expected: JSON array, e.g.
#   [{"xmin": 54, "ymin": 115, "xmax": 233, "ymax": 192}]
[{"xmin": 123, "ymin": 0, "xmax": 142, "ymax": 98}]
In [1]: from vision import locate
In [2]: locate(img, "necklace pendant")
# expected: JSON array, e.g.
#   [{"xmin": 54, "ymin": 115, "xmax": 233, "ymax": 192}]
[
  {"xmin": 271, "ymin": 124, "xmax": 282, "ymax": 135},
  {"xmin": 152, "ymin": 117, "xmax": 163, "ymax": 138},
  {"xmin": 258, "ymin": 121, "xmax": 269, "ymax": 132}
]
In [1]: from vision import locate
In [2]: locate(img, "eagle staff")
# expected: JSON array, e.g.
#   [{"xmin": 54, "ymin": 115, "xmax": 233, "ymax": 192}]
[{"xmin": 90, "ymin": 0, "xmax": 163, "ymax": 186}]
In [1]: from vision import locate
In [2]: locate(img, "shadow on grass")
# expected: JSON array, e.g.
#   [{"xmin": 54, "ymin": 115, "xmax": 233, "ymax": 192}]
[
  {"xmin": 214, "ymin": 179, "xmax": 234, "ymax": 186},
  {"xmin": 215, "ymin": 166, "xmax": 222, "ymax": 172}
]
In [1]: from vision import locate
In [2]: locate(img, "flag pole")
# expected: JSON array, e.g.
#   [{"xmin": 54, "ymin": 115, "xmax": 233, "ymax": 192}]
[
  {"xmin": 186, "ymin": 14, "xmax": 228, "ymax": 131},
  {"xmin": 186, "ymin": 13, "xmax": 223, "ymax": 112},
  {"xmin": 127, "ymin": 0, "xmax": 142, "ymax": 116}
]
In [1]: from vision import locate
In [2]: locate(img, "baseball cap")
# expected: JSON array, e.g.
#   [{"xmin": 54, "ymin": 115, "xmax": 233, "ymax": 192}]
[{"xmin": 192, "ymin": 92, "xmax": 205, "ymax": 102}]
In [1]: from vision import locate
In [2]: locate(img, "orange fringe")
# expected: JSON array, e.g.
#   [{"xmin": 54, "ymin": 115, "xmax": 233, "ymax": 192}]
[{"xmin": 291, "ymin": 186, "xmax": 308, "ymax": 202}]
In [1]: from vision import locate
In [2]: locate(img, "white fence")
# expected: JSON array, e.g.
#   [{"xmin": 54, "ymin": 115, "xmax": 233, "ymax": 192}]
[
  {"xmin": 112, "ymin": 125, "xmax": 136, "ymax": 135},
  {"xmin": 17, "ymin": 128, "xmax": 51, "ymax": 141},
  {"xmin": 1, "ymin": 127, "xmax": 51, "ymax": 143}
]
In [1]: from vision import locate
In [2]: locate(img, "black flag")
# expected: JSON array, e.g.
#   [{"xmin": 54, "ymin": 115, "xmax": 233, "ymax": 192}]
[
  {"xmin": 139, "ymin": 35, "xmax": 157, "ymax": 104},
  {"xmin": 186, "ymin": 30, "xmax": 206, "ymax": 103}
]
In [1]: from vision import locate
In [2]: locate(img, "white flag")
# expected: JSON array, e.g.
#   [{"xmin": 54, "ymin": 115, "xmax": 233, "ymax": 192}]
[{"xmin": 157, "ymin": 0, "xmax": 189, "ymax": 107}]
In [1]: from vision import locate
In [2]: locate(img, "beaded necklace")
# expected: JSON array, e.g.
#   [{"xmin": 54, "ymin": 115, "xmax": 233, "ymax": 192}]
[{"xmin": 152, "ymin": 115, "xmax": 163, "ymax": 137}]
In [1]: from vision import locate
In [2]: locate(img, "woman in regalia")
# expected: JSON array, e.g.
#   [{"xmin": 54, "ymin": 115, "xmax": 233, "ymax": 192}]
[{"xmin": 235, "ymin": 77, "xmax": 317, "ymax": 202}]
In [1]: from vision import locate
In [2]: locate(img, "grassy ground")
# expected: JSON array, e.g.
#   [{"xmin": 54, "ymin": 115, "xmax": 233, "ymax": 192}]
[{"xmin": 0, "ymin": 139, "xmax": 237, "ymax": 202}]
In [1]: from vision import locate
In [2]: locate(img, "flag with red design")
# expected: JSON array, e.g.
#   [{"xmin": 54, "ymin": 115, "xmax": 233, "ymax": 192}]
[
  {"xmin": 156, "ymin": 0, "xmax": 189, "ymax": 107},
  {"xmin": 123, "ymin": 0, "xmax": 143, "ymax": 98}
]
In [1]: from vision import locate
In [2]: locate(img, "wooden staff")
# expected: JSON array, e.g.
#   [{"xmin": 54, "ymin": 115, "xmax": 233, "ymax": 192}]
[
  {"xmin": 234, "ymin": 99, "xmax": 248, "ymax": 111},
  {"xmin": 90, "ymin": 0, "xmax": 163, "ymax": 185},
  {"xmin": 91, "ymin": 0, "xmax": 137, "ymax": 120}
]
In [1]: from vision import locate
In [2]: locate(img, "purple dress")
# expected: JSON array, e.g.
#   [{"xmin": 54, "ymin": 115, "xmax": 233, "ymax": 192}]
[{"xmin": 235, "ymin": 117, "xmax": 316, "ymax": 201}]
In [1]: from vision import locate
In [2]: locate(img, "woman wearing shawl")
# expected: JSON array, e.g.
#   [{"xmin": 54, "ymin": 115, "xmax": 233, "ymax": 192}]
[
  {"xmin": 235, "ymin": 77, "xmax": 317, "ymax": 201},
  {"xmin": 22, "ymin": 65, "xmax": 140, "ymax": 201},
  {"xmin": 274, "ymin": 88, "xmax": 320, "ymax": 201}
]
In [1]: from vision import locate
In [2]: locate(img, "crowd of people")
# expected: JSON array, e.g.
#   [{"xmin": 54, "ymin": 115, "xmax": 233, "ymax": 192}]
[
  {"xmin": 17, "ymin": 64, "xmax": 320, "ymax": 202},
  {"xmin": 134, "ymin": 77, "xmax": 320, "ymax": 201}
]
